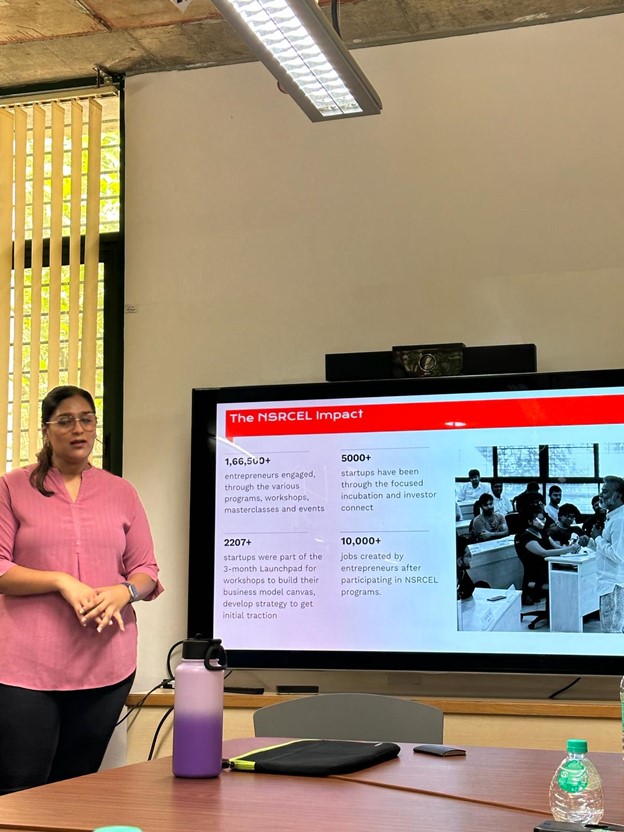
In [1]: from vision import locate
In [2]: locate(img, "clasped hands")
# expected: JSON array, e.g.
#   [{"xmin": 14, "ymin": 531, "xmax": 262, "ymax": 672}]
[{"xmin": 59, "ymin": 575, "xmax": 130, "ymax": 633}]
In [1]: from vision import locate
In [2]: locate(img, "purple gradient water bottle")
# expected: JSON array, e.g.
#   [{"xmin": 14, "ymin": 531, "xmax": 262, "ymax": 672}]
[{"xmin": 172, "ymin": 636, "xmax": 227, "ymax": 778}]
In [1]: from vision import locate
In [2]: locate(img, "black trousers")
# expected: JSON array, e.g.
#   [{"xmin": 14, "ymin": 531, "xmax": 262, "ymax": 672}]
[{"xmin": 0, "ymin": 672, "xmax": 135, "ymax": 795}]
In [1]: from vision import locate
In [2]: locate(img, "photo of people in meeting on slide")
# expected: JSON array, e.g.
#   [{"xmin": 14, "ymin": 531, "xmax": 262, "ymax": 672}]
[
  {"xmin": 491, "ymin": 480, "xmax": 513, "ymax": 517},
  {"xmin": 0, "ymin": 386, "xmax": 164, "ymax": 796},
  {"xmin": 472, "ymin": 493, "xmax": 509, "ymax": 542},
  {"xmin": 579, "ymin": 476, "xmax": 624, "ymax": 633},
  {"xmin": 544, "ymin": 484, "xmax": 562, "ymax": 522},
  {"xmin": 455, "ymin": 442, "xmax": 624, "ymax": 634},
  {"xmin": 457, "ymin": 469, "xmax": 492, "ymax": 502},
  {"xmin": 546, "ymin": 503, "xmax": 583, "ymax": 548}
]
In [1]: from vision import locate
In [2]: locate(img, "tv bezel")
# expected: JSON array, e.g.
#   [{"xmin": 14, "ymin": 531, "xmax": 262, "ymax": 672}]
[{"xmin": 188, "ymin": 366, "xmax": 624, "ymax": 676}]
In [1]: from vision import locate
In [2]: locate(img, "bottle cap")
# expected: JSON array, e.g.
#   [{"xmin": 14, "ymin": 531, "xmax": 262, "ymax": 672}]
[
  {"xmin": 566, "ymin": 738, "xmax": 588, "ymax": 753},
  {"xmin": 93, "ymin": 827, "xmax": 144, "ymax": 832},
  {"xmin": 182, "ymin": 637, "xmax": 220, "ymax": 660},
  {"xmin": 180, "ymin": 636, "xmax": 227, "ymax": 670}
]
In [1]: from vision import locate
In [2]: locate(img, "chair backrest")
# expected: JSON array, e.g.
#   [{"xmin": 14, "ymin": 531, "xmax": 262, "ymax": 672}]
[
  {"xmin": 514, "ymin": 534, "xmax": 547, "ymax": 592},
  {"xmin": 505, "ymin": 512, "xmax": 524, "ymax": 535},
  {"xmin": 253, "ymin": 693, "xmax": 444, "ymax": 744}
]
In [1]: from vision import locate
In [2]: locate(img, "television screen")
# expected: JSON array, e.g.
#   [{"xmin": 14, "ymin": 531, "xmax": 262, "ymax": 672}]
[{"xmin": 189, "ymin": 368, "xmax": 624, "ymax": 675}]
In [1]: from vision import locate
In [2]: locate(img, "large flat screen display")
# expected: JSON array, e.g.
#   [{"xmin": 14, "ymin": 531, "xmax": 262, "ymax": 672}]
[{"xmin": 189, "ymin": 368, "xmax": 624, "ymax": 675}]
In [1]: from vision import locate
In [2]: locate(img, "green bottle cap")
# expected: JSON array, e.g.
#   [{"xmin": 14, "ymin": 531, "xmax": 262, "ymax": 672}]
[
  {"xmin": 567, "ymin": 739, "xmax": 588, "ymax": 754},
  {"xmin": 93, "ymin": 827, "xmax": 143, "ymax": 832}
]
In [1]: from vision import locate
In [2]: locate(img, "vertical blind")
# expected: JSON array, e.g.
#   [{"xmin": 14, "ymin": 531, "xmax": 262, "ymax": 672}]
[{"xmin": 0, "ymin": 91, "xmax": 119, "ymax": 474}]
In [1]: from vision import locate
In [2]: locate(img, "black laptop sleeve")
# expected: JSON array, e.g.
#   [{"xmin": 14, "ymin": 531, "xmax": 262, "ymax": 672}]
[{"xmin": 228, "ymin": 739, "xmax": 401, "ymax": 776}]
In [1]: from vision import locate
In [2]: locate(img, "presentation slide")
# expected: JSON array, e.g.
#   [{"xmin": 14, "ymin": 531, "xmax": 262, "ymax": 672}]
[{"xmin": 208, "ymin": 385, "xmax": 624, "ymax": 658}]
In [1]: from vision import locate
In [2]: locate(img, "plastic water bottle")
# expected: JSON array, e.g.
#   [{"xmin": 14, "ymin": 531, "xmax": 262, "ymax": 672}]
[
  {"xmin": 548, "ymin": 738, "xmax": 604, "ymax": 824},
  {"xmin": 172, "ymin": 636, "xmax": 227, "ymax": 778}
]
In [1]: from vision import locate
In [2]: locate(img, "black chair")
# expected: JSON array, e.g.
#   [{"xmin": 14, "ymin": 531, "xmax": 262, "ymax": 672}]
[
  {"xmin": 514, "ymin": 534, "xmax": 549, "ymax": 629},
  {"xmin": 505, "ymin": 512, "xmax": 524, "ymax": 535}
]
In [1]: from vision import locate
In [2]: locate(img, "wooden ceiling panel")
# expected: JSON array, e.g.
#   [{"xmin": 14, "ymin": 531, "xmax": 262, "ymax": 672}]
[
  {"xmin": 0, "ymin": 0, "xmax": 622, "ymax": 91},
  {"xmin": 334, "ymin": 0, "xmax": 415, "ymax": 46},
  {"xmin": 0, "ymin": 0, "xmax": 105, "ymax": 45},
  {"xmin": 82, "ymin": 0, "xmax": 220, "ymax": 29},
  {"xmin": 0, "ymin": 31, "xmax": 149, "ymax": 87},
  {"xmin": 132, "ymin": 20, "xmax": 254, "ymax": 68},
  {"xmin": 398, "ymin": 0, "xmax": 624, "ymax": 35}
]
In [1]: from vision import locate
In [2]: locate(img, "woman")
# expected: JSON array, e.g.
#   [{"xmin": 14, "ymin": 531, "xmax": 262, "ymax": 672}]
[
  {"xmin": 0, "ymin": 386, "xmax": 163, "ymax": 794},
  {"xmin": 516, "ymin": 506, "xmax": 580, "ymax": 603}
]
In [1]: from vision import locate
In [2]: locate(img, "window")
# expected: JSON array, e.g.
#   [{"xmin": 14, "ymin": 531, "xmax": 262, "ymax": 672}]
[
  {"xmin": 0, "ymin": 88, "xmax": 122, "ymax": 475},
  {"xmin": 456, "ymin": 441, "xmax": 624, "ymax": 514},
  {"xmin": 497, "ymin": 445, "xmax": 540, "ymax": 478},
  {"xmin": 547, "ymin": 444, "xmax": 595, "ymax": 479}
]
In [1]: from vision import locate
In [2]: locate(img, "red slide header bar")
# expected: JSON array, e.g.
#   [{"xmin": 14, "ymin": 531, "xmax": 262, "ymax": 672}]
[{"xmin": 224, "ymin": 394, "xmax": 623, "ymax": 440}]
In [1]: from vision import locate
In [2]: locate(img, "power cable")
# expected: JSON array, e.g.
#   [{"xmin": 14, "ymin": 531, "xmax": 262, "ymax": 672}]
[
  {"xmin": 115, "ymin": 677, "xmax": 172, "ymax": 727},
  {"xmin": 331, "ymin": 0, "xmax": 341, "ymax": 38},
  {"xmin": 147, "ymin": 706, "xmax": 174, "ymax": 760},
  {"xmin": 548, "ymin": 677, "xmax": 582, "ymax": 699}
]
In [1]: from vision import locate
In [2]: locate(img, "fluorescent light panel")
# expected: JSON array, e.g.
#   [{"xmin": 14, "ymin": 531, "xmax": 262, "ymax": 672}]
[{"xmin": 211, "ymin": 0, "xmax": 382, "ymax": 121}]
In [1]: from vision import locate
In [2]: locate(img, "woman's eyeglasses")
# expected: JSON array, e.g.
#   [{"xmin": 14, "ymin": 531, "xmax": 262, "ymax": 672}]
[{"xmin": 45, "ymin": 413, "xmax": 98, "ymax": 431}]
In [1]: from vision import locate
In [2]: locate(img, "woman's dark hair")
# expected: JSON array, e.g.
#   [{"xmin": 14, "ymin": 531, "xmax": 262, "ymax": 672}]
[
  {"xmin": 558, "ymin": 503, "xmax": 580, "ymax": 519},
  {"xmin": 523, "ymin": 504, "xmax": 545, "ymax": 524},
  {"xmin": 29, "ymin": 385, "xmax": 96, "ymax": 496}
]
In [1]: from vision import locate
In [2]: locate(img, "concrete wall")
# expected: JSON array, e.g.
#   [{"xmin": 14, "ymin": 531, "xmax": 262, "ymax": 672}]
[{"xmin": 124, "ymin": 14, "xmax": 624, "ymax": 692}]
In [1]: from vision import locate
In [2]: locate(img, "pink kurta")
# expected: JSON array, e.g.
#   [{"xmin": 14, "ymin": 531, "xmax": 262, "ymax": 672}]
[{"xmin": 0, "ymin": 465, "xmax": 163, "ymax": 691}]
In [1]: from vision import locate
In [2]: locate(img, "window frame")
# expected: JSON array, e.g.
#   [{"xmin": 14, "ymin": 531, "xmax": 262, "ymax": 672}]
[
  {"xmin": 1, "ymin": 77, "xmax": 125, "ymax": 476},
  {"xmin": 13, "ymin": 231, "xmax": 124, "ymax": 474}
]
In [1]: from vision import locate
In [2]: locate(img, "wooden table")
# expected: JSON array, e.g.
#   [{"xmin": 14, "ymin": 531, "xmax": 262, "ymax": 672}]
[
  {"xmin": 0, "ymin": 755, "xmax": 547, "ymax": 832},
  {"xmin": 225, "ymin": 738, "xmax": 624, "ymax": 820},
  {"xmin": 1, "ymin": 739, "xmax": 621, "ymax": 832},
  {"xmin": 335, "ymin": 742, "xmax": 624, "ymax": 819}
]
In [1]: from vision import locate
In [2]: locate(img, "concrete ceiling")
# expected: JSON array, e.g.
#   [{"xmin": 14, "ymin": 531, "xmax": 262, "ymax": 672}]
[{"xmin": 1, "ymin": 0, "xmax": 623, "ymax": 91}]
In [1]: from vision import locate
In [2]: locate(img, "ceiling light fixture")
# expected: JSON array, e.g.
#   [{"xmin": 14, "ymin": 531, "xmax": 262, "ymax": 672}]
[{"xmin": 210, "ymin": 0, "xmax": 382, "ymax": 122}]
